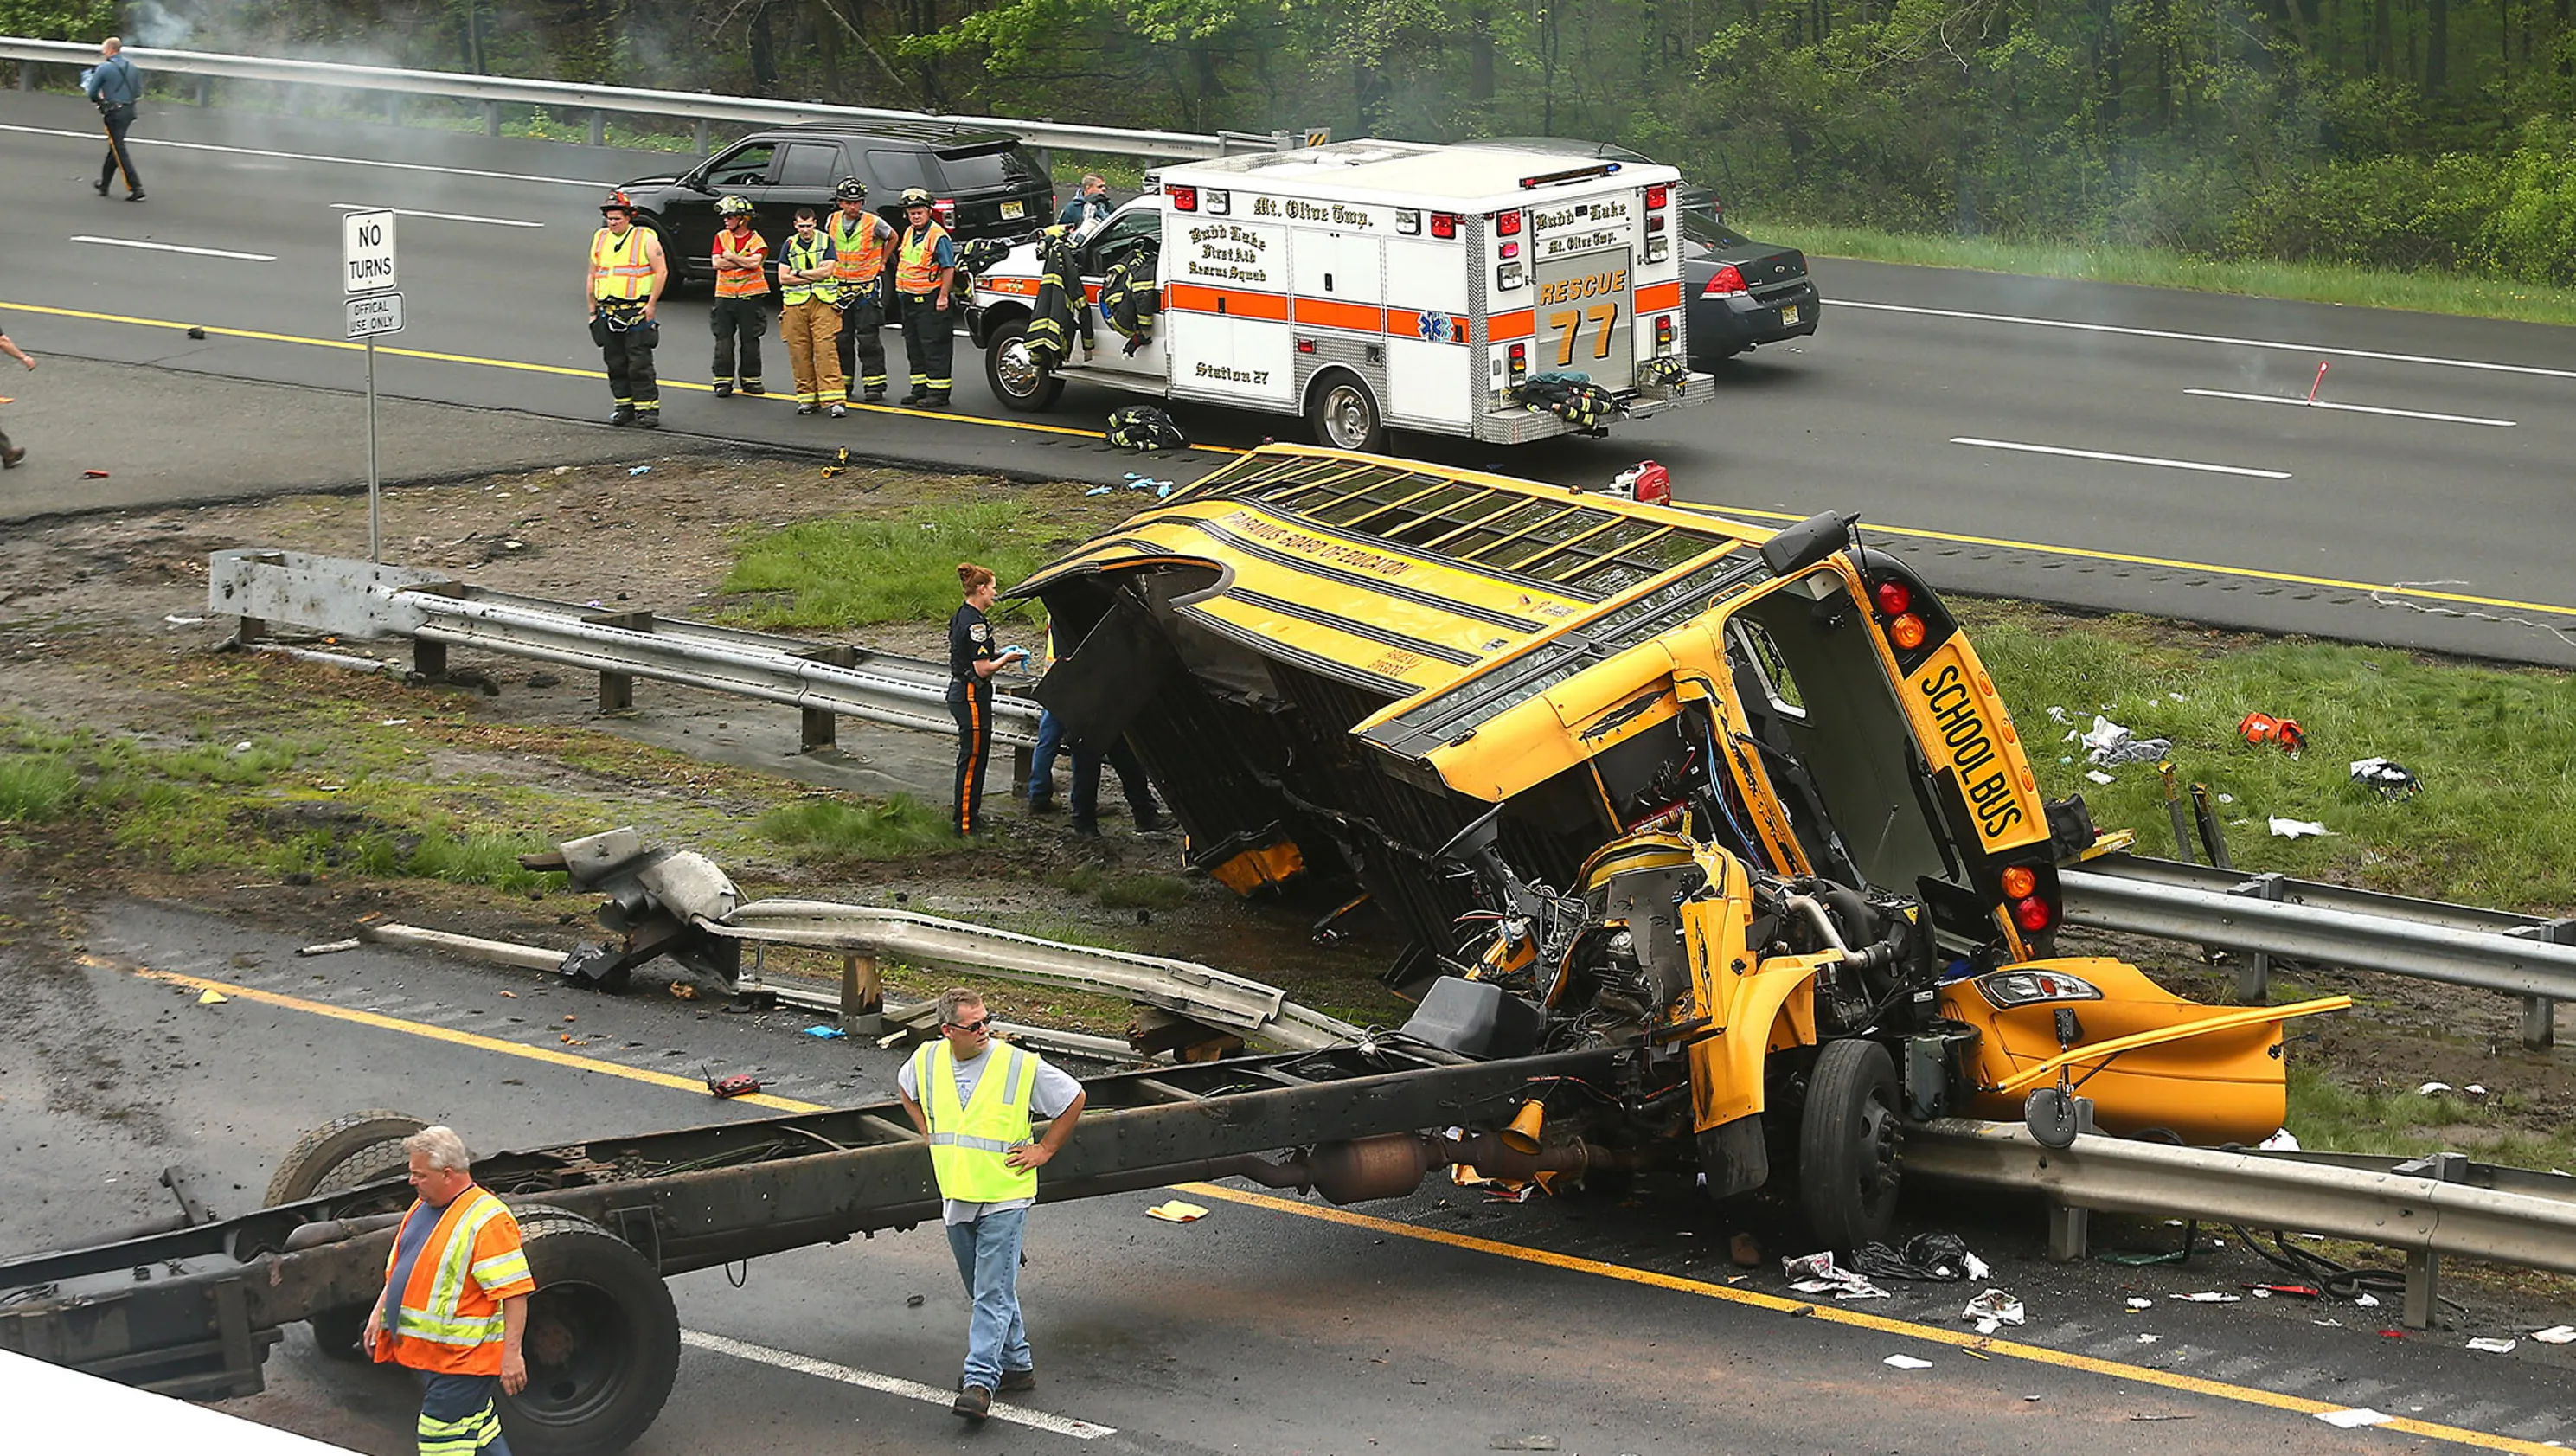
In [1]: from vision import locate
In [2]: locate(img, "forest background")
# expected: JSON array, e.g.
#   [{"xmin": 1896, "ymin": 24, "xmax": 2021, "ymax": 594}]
[{"xmin": 10, "ymin": 0, "xmax": 2576, "ymax": 288}]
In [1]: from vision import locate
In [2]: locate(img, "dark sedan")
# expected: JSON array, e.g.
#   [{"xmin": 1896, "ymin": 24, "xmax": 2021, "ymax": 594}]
[{"xmin": 1683, "ymin": 203, "xmax": 1821, "ymax": 366}]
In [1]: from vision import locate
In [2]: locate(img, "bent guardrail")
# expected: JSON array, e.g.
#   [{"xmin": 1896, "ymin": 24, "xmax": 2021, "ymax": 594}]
[{"xmin": 0, "ymin": 36, "xmax": 1292, "ymax": 161}]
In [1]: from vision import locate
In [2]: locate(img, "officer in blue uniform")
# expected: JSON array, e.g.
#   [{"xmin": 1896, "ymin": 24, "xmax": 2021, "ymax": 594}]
[{"xmin": 947, "ymin": 563, "xmax": 1027, "ymax": 836}]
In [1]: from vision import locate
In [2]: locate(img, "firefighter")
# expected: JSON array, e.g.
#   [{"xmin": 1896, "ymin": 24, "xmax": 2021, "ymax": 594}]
[
  {"xmin": 827, "ymin": 177, "xmax": 897, "ymax": 404},
  {"xmin": 894, "ymin": 186, "xmax": 958, "ymax": 409},
  {"xmin": 945, "ymin": 562, "xmax": 1026, "ymax": 836},
  {"xmin": 364, "ymin": 1126, "xmax": 535, "ymax": 1456},
  {"xmin": 775, "ymin": 207, "xmax": 846, "ymax": 417},
  {"xmin": 586, "ymin": 190, "xmax": 667, "ymax": 428},
  {"xmin": 707, "ymin": 195, "xmax": 769, "ymax": 398}
]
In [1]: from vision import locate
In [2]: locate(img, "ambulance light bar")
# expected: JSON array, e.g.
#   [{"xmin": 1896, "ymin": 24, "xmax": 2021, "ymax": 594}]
[{"xmin": 1518, "ymin": 162, "xmax": 1620, "ymax": 188}]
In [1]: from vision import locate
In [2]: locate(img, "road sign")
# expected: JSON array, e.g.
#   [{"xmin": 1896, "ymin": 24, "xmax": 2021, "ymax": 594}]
[
  {"xmin": 1304, "ymin": 127, "xmax": 1332, "ymax": 149},
  {"xmin": 345, "ymin": 291, "xmax": 405, "ymax": 339},
  {"xmin": 343, "ymin": 209, "xmax": 398, "ymax": 294}
]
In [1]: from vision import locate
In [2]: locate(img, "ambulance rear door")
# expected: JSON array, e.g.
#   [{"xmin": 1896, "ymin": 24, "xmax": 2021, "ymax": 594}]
[
  {"xmin": 1164, "ymin": 187, "xmax": 1295, "ymax": 410},
  {"xmin": 1526, "ymin": 186, "xmax": 1640, "ymax": 390},
  {"xmin": 1384, "ymin": 209, "xmax": 1474, "ymax": 431}
]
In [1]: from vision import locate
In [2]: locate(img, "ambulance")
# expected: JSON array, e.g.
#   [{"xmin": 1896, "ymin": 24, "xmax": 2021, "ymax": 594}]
[{"xmin": 964, "ymin": 139, "xmax": 1717, "ymax": 450}]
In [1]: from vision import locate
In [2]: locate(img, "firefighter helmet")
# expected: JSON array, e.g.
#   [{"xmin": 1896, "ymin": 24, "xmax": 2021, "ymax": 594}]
[
  {"xmin": 898, "ymin": 187, "xmax": 934, "ymax": 209},
  {"xmin": 716, "ymin": 194, "xmax": 754, "ymax": 217},
  {"xmin": 600, "ymin": 189, "xmax": 636, "ymax": 215},
  {"xmin": 833, "ymin": 176, "xmax": 868, "ymax": 202}
]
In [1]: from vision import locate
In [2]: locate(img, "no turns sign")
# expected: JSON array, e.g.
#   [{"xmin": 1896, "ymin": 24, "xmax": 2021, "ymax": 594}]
[{"xmin": 343, "ymin": 209, "xmax": 398, "ymax": 294}]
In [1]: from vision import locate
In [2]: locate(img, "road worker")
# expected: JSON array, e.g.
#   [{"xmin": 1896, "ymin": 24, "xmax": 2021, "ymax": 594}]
[
  {"xmin": 775, "ymin": 206, "xmax": 845, "ymax": 417},
  {"xmin": 707, "ymin": 195, "xmax": 769, "ymax": 399},
  {"xmin": 586, "ymin": 191, "xmax": 666, "ymax": 428},
  {"xmin": 365, "ymin": 1126, "xmax": 535, "ymax": 1456},
  {"xmin": 945, "ymin": 562, "xmax": 1025, "ymax": 836},
  {"xmin": 896, "ymin": 987, "xmax": 1086, "ymax": 1422},
  {"xmin": 894, "ymin": 186, "xmax": 958, "ymax": 409},
  {"xmin": 827, "ymin": 177, "xmax": 897, "ymax": 404}
]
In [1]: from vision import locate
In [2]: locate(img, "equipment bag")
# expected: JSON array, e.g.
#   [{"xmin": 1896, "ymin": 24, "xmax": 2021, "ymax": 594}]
[{"xmin": 1105, "ymin": 404, "xmax": 1189, "ymax": 452}]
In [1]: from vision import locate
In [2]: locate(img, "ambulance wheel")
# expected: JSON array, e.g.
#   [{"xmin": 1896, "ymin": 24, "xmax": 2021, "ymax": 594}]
[
  {"xmin": 984, "ymin": 320, "xmax": 1063, "ymax": 411},
  {"xmin": 1797, "ymin": 1039, "xmax": 1903, "ymax": 1251},
  {"xmin": 501, "ymin": 1209, "xmax": 681, "ymax": 1456},
  {"xmin": 1308, "ymin": 371, "xmax": 1386, "ymax": 452}
]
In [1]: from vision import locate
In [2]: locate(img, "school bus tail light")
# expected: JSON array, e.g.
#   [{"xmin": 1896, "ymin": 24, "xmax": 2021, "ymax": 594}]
[
  {"xmin": 1888, "ymin": 613, "xmax": 1926, "ymax": 650},
  {"xmin": 1874, "ymin": 580, "xmax": 1913, "ymax": 617},
  {"xmin": 1999, "ymin": 866, "xmax": 2037, "ymax": 900},
  {"xmin": 2013, "ymin": 895, "xmax": 2056, "ymax": 933}
]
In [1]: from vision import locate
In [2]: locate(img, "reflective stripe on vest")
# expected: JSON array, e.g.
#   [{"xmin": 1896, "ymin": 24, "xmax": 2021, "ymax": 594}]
[
  {"xmin": 830, "ymin": 215, "xmax": 888, "ymax": 285},
  {"xmin": 380, "ymin": 1188, "xmax": 532, "ymax": 1375},
  {"xmin": 780, "ymin": 234, "xmax": 839, "ymax": 305},
  {"xmin": 592, "ymin": 227, "xmax": 654, "ymax": 301},
  {"xmin": 913, "ymin": 1038, "xmax": 1039, "ymax": 1203},
  {"xmin": 714, "ymin": 227, "xmax": 771, "ymax": 298},
  {"xmin": 895, "ymin": 221, "xmax": 950, "ymax": 296}
]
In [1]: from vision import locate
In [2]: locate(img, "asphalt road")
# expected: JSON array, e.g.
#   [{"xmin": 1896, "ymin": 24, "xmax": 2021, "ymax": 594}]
[
  {"xmin": 12, "ymin": 900, "xmax": 2573, "ymax": 1456},
  {"xmin": 5, "ymin": 93, "xmax": 2574, "ymax": 664}
]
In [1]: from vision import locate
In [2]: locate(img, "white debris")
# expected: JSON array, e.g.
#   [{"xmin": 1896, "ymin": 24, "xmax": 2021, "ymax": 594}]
[
  {"xmin": 2316, "ymin": 1408, "xmax": 2394, "ymax": 1429},
  {"xmin": 2464, "ymin": 1084, "xmax": 2489, "ymax": 1099},
  {"xmin": 2082, "ymin": 715, "xmax": 2173, "ymax": 767},
  {"xmin": 1963, "ymin": 1290, "xmax": 2026, "ymax": 1333},
  {"xmin": 2269, "ymin": 817, "xmax": 2334, "ymax": 838},
  {"xmin": 2529, "ymin": 1325, "xmax": 2576, "ymax": 1344},
  {"xmin": 1882, "ymin": 1355, "xmax": 1934, "ymax": 1369},
  {"xmin": 2047, "ymin": 706, "xmax": 2069, "ymax": 722},
  {"xmin": 2258, "ymin": 1128, "xmax": 2301, "ymax": 1151},
  {"xmin": 2355, "ymin": 1293, "xmax": 2381, "ymax": 1308},
  {"xmin": 163, "ymin": 613, "xmax": 205, "ymax": 625},
  {"xmin": 2170, "ymin": 1292, "xmax": 2241, "ymax": 1303},
  {"xmin": 2085, "ymin": 770, "xmax": 2118, "ymax": 785},
  {"xmin": 2137, "ymin": 1333, "xmax": 2161, "ymax": 1344},
  {"xmin": 2418, "ymin": 1081, "xmax": 2453, "ymax": 1096},
  {"xmin": 2125, "ymin": 1298, "xmax": 2154, "ymax": 1310},
  {"xmin": 1780, "ymin": 1251, "xmax": 1887, "ymax": 1299},
  {"xmin": 2467, "ymin": 1337, "xmax": 2518, "ymax": 1354}
]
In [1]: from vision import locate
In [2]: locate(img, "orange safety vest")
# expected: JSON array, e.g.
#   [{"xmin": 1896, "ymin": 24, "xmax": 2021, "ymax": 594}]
[
  {"xmin": 830, "ymin": 213, "xmax": 888, "ymax": 286},
  {"xmin": 895, "ymin": 221, "xmax": 950, "ymax": 297},
  {"xmin": 592, "ymin": 226, "xmax": 656, "ymax": 302},
  {"xmin": 713, "ymin": 226, "xmax": 771, "ymax": 298},
  {"xmin": 371, "ymin": 1187, "xmax": 536, "ymax": 1376}
]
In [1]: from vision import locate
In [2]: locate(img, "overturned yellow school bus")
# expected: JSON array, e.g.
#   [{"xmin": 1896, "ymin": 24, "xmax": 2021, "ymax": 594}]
[{"xmin": 1014, "ymin": 445, "xmax": 2342, "ymax": 1244}]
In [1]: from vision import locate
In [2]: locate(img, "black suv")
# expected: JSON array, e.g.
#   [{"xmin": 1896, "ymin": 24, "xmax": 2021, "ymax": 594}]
[{"xmin": 619, "ymin": 122, "xmax": 1054, "ymax": 291}]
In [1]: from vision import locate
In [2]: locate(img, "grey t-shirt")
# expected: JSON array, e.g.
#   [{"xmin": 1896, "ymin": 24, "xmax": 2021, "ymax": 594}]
[{"xmin": 898, "ymin": 1042, "xmax": 1081, "ymax": 1225}]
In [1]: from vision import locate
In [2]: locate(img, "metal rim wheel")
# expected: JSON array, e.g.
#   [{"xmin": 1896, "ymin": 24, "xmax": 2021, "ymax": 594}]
[
  {"xmin": 1308, "ymin": 373, "xmax": 1386, "ymax": 452},
  {"xmin": 984, "ymin": 320, "xmax": 1063, "ymax": 412},
  {"xmin": 1797, "ymin": 1039, "xmax": 1904, "ymax": 1252},
  {"xmin": 503, "ymin": 1209, "xmax": 682, "ymax": 1456},
  {"xmin": 268, "ymin": 1110, "xmax": 427, "ymax": 1361}
]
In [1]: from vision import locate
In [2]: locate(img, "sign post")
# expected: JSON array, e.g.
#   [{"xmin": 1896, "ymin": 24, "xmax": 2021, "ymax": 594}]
[{"xmin": 342, "ymin": 210, "xmax": 400, "ymax": 561}]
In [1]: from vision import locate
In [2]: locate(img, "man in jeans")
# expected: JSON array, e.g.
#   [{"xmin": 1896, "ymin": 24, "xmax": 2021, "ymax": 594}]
[{"xmin": 896, "ymin": 988, "xmax": 1086, "ymax": 1421}]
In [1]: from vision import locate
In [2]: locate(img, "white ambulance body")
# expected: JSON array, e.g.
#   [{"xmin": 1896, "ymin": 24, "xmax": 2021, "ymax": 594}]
[{"xmin": 964, "ymin": 139, "xmax": 1716, "ymax": 449}]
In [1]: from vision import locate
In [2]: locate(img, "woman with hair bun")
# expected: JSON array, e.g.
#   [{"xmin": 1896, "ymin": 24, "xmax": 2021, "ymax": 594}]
[{"xmin": 945, "ymin": 561, "xmax": 1026, "ymax": 835}]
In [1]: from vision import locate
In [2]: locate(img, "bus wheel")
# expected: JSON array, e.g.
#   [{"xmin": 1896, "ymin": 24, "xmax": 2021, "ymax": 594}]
[
  {"xmin": 984, "ymin": 320, "xmax": 1064, "ymax": 411},
  {"xmin": 501, "ymin": 1209, "xmax": 682, "ymax": 1456},
  {"xmin": 1797, "ymin": 1039, "xmax": 1903, "ymax": 1251},
  {"xmin": 1308, "ymin": 372, "xmax": 1386, "ymax": 452}
]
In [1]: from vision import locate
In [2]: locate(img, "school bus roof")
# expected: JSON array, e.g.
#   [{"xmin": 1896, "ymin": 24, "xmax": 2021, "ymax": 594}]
[
  {"xmin": 1162, "ymin": 139, "xmax": 1682, "ymax": 211},
  {"xmin": 1012, "ymin": 444, "xmax": 1775, "ymax": 743}
]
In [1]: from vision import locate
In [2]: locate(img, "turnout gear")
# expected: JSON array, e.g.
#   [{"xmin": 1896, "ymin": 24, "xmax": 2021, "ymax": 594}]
[
  {"xmin": 779, "ymin": 229, "xmax": 846, "ymax": 408},
  {"xmin": 1513, "ymin": 374, "xmax": 1618, "ymax": 433},
  {"xmin": 897, "ymin": 218, "xmax": 956, "ymax": 405},
  {"xmin": 599, "ymin": 189, "xmax": 636, "ymax": 214},
  {"xmin": 1105, "ymin": 404, "xmax": 1189, "ymax": 452},
  {"xmin": 830, "ymin": 208, "xmax": 894, "ymax": 401},
  {"xmin": 1021, "ymin": 228, "xmax": 1088, "ymax": 370},
  {"xmin": 709, "ymin": 217, "xmax": 770, "ymax": 396},
  {"xmin": 834, "ymin": 176, "xmax": 869, "ymax": 202},
  {"xmin": 590, "ymin": 221, "xmax": 662, "ymax": 423},
  {"xmin": 956, "ymin": 236, "xmax": 1012, "ymax": 279},
  {"xmin": 899, "ymin": 186, "xmax": 935, "ymax": 209},
  {"xmin": 716, "ymin": 193, "xmax": 755, "ymax": 217},
  {"xmin": 1099, "ymin": 247, "xmax": 1161, "ymax": 356},
  {"xmin": 910, "ymin": 1039, "xmax": 1042, "ymax": 1203}
]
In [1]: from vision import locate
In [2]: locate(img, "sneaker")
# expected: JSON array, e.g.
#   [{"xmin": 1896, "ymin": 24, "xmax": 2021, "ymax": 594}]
[
  {"xmin": 713, "ymin": 382, "xmax": 734, "ymax": 398},
  {"xmin": 741, "ymin": 382, "xmax": 766, "ymax": 396},
  {"xmin": 998, "ymin": 1365, "xmax": 1037, "ymax": 1393},
  {"xmin": 609, "ymin": 408, "xmax": 636, "ymax": 427},
  {"xmin": 827, "ymin": 403, "xmax": 846, "ymax": 419},
  {"xmin": 796, "ymin": 402, "xmax": 818, "ymax": 415},
  {"xmin": 637, "ymin": 413, "xmax": 661, "ymax": 430},
  {"xmin": 127, "ymin": 191, "xmax": 146, "ymax": 202},
  {"xmin": 952, "ymin": 1384, "xmax": 992, "ymax": 1421}
]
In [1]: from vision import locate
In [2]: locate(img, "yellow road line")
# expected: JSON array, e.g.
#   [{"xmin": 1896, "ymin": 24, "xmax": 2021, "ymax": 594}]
[
  {"xmin": 91, "ymin": 955, "xmax": 826, "ymax": 1115},
  {"xmin": 74, "ymin": 962, "xmax": 2552, "ymax": 1451},
  {"xmin": 1175, "ymin": 1183, "xmax": 2559, "ymax": 1455},
  {"xmin": 12, "ymin": 298, "xmax": 2571, "ymax": 620}
]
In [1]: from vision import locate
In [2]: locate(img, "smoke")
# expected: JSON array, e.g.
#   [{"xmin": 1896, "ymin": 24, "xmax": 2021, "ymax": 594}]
[{"xmin": 121, "ymin": 0, "xmax": 199, "ymax": 49}]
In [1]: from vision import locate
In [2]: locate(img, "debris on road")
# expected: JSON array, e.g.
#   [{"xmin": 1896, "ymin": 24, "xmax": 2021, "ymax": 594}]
[
  {"xmin": 1881, "ymin": 1355, "xmax": 1934, "ymax": 1369},
  {"xmin": 802, "ymin": 1024, "xmax": 848, "ymax": 1039},
  {"xmin": 906, "ymin": 1293, "xmax": 926, "ymax": 1308},
  {"xmin": 1729, "ymin": 1232, "xmax": 1763, "ymax": 1267},
  {"xmin": 1487, "ymin": 1436, "xmax": 1560, "ymax": 1451},
  {"xmin": 1963, "ymin": 1290, "xmax": 2026, "ymax": 1332},
  {"xmin": 297, "ymin": 938, "xmax": 362, "ymax": 957},
  {"xmin": 2349, "ymin": 758, "xmax": 2421, "ymax": 799},
  {"xmin": 2419, "ymin": 1081, "xmax": 2453, "ymax": 1095},
  {"xmin": 2125, "ymin": 1298, "xmax": 2154, "ymax": 1310},
  {"xmin": 1855, "ymin": 1232, "xmax": 1987, "ymax": 1282},
  {"xmin": 81, "ymin": 469, "xmax": 110, "ymax": 479},
  {"xmin": 2085, "ymin": 770, "xmax": 2117, "ymax": 785},
  {"xmin": 1782, "ymin": 1251, "xmax": 1890, "ymax": 1299},
  {"xmin": 2239, "ymin": 712, "xmax": 2306, "ymax": 754},
  {"xmin": 2316, "ymin": 1408, "xmax": 2394, "ymax": 1428},
  {"xmin": 629, "ymin": 465, "xmax": 652, "ymax": 477},
  {"xmin": 2269, "ymin": 816, "xmax": 2334, "ymax": 838},
  {"xmin": 2170, "ymin": 1292, "xmax": 2241, "ymax": 1303},
  {"xmin": 2258, "ymin": 1128, "xmax": 2301, "ymax": 1151},
  {"xmin": 195, "ymin": 987, "xmax": 227, "ymax": 1005},
  {"xmin": 2531, "ymin": 1325, "xmax": 2576, "ymax": 1344},
  {"xmin": 668, "ymin": 980, "xmax": 699, "ymax": 1000},
  {"xmin": 1145, "ymin": 1200, "xmax": 1208, "ymax": 1223},
  {"xmin": 2466, "ymin": 1337, "xmax": 2518, "ymax": 1354},
  {"xmin": 703, "ymin": 1068, "xmax": 765, "ymax": 1099},
  {"xmin": 2082, "ymin": 715, "xmax": 2171, "ymax": 767}
]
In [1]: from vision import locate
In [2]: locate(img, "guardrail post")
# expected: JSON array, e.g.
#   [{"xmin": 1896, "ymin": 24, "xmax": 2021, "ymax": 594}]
[
  {"xmin": 589, "ymin": 110, "xmax": 606, "ymax": 147},
  {"xmin": 385, "ymin": 93, "xmax": 400, "ymax": 125},
  {"xmin": 484, "ymin": 101, "xmax": 501, "ymax": 137},
  {"xmin": 694, "ymin": 119, "xmax": 709, "ymax": 156},
  {"xmin": 413, "ymin": 639, "xmax": 448, "ymax": 679},
  {"xmin": 2229, "ymin": 873, "xmax": 2288, "ymax": 1003},
  {"xmin": 1012, "ymin": 743, "xmax": 1034, "ymax": 798},
  {"xmin": 2512, "ymin": 919, "xmax": 2576, "ymax": 1049},
  {"xmin": 841, "ymin": 953, "xmax": 883, "ymax": 1036},
  {"xmin": 2395, "ymin": 1151, "xmax": 2467, "ymax": 1329},
  {"xmin": 14, "ymin": 62, "xmax": 29, "ymax": 92},
  {"xmin": 2044, "ymin": 1100, "xmax": 2099, "ymax": 1260},
  {"xmin": 194, "ymin": 77, "xmax": 208, "ymax": 106},
  {"xmin": 586, "ymin": 609, "xmax": 652, "ymax": 711},
  {"xmin": 793, "ymin": 645, "xmax": 861, "ymax": 751}
]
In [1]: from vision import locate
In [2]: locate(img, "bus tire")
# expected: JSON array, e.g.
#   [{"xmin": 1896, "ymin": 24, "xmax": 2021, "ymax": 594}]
[
  {"xmin": 502, "ymin": 1209, "xmax": 681, "ymax": 1456},
  {"xmin": 984, "ymin": 319, "xmax": 1064, "ymax": 411},
  {"xmin": 1307, "ymin": 370, "xmax": 1386, "ymax": 452},
  {"xmin": 266, "ymin": 1110, "xmax": 428, "ymax": 1208},
  {"xmin": 1797, "ymin": 1039, "xmax": 1903, "ymax": 1252}
]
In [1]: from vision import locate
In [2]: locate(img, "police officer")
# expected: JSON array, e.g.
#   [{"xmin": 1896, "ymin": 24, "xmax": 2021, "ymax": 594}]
[
  {"xmin": 83, "ymin": 37, "xmax": 144, "ymax": 202},
  {"xmin": 776, "ymin": 207, "xmax": 846, "ymax": 417},
  {"xmin": 894, "ymin": 187, "xmax": 958, "ymax": 409},
  {"xmin": 586, "ymin": 190, "xmax": 667, "ymax": 427},
  {"xmin": 708, "ymin": 195, "xmax": 770, "ymax": 399},
  {"xmin": 827, "ymin": 178, "xmax": 897, "ymax": 404},
  {"xmin": 947, "ymin": 562, "xmax": 1027, "ymax": 837}
]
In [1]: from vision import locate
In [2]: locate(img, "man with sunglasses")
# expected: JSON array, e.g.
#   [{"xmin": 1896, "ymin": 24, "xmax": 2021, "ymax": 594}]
[{"xmin": 895, "ymin": 988, "xmax": 1086, "ymax": 1422}]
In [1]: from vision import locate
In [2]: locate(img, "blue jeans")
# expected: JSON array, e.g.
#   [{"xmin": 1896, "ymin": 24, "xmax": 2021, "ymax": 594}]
[
  {"xmin": 944, "ymin": 1207, "xmax": 1031, "ymax": 1392},
  {"xmin": 1028, "ymin": 710, "xmax": 1067, "ymax": 807}
]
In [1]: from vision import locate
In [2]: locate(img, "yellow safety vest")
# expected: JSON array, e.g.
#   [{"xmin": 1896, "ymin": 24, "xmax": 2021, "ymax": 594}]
[
  {"xmin": 895, "ymin": 221, "xmax": 950, "ymax": 297},
  {"xmin": 779, "ymin": 234, "xmax": 839, "ymax": 306},
  {"xmin": 830, "ymin": 214, "xmax": 888, "ymax": 286},
  {"xmin": 713, "ymin": 227, "xmax": 770, "ymax": 298},
  {"xmin": 913, "ymin": 1039, "xmax": 1040, "ymax": 1203},
  {"xmin": 591, "ymin": 226, "xmax": 655, "ymax": 301}
]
